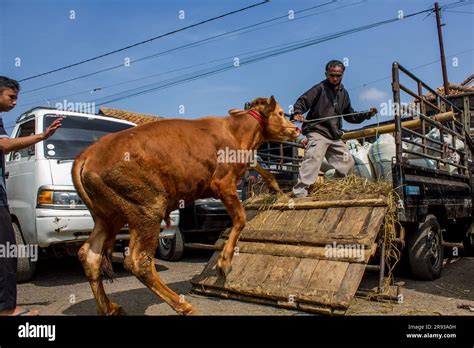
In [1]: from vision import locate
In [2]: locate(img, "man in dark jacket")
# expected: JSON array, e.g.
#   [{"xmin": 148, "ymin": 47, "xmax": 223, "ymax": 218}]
[{"xmin": 292, "ymin": 60, "xmax": 377, "ymax": 198}]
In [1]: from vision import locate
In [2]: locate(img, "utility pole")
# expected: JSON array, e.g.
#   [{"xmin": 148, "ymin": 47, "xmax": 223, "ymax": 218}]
[{"xmin": 434, "ymin": 2, "xmax": 450, "ymax": 96}]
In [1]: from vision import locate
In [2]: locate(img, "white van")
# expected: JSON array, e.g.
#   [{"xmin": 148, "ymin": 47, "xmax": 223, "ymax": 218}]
[{"xmin": 5, "ymin": 107, "xmax": 179, "ymax": 281}]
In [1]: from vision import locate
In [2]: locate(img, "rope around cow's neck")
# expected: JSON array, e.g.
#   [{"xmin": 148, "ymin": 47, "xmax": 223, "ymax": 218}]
[{"xmin": 247, "ymin": 109, "xmax": 302, "ymax": 130}]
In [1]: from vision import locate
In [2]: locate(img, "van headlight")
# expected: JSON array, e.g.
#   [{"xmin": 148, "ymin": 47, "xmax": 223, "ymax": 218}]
[{"xmin": 37, "ymin": 190, "xmax": 86, "ymax": 209}]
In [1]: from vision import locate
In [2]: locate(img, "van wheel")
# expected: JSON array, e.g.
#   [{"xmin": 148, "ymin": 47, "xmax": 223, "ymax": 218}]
[
  {"xmin": 407, "ymin": 215, "xmax": 443, "ymax": 280},
  {"xmin": 12, "ymin": 221, "xmax": 37, "ymax": 283},
  {"xmin": 158, "ymin": 228, "xmax": 184, "ymax": 261}
]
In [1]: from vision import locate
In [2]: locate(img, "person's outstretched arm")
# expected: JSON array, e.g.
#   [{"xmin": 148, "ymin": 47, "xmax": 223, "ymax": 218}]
[{"xmin": 0, "ymin": 118, "xmax": 62, "ymax": 154}]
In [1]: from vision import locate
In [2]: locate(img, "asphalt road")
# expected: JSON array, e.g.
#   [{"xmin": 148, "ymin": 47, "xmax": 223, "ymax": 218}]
[{"xmin": 16, "ymin": 250, "xmax": 474, "ymax": 316}]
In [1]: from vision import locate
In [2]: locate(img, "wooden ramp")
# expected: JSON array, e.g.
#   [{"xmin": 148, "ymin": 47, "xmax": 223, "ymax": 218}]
[{"xmin": 191, "ymin": 195, "xmax": 388, "ymax": 315}]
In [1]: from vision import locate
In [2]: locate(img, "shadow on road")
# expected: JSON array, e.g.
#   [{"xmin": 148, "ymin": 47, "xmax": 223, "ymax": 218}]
[
  {"xmin": 401, "ymin": 257, "xmax": 474, "ymax": 301},
  {"xmin": 31, "ymin": 256, "xmax": 170, "ymax": 287},
  {"xmin": 360, "ymin": 257, "xmax": 474, "ymax": 302},
  {"xmin": 62, "ymin": 280, "xmax": 192, "ymax": 315}
]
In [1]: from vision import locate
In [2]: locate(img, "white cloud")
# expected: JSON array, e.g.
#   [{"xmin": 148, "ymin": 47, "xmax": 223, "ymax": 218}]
[{"xmin": 359, "ymin": 87, "xmax": 388, "ymax": 101}]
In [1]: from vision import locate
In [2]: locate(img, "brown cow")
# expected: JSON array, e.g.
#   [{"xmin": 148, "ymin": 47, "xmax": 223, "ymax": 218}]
[{"xmin": 72, "ymin": 96, "xmax": 300, "ymax": 315}]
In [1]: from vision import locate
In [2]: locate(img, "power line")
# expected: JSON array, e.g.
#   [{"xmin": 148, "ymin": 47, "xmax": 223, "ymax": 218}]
[
  {"xmin": 348, "ymin": 48, "xmax": 474, "ymax": 91},
  {"xmin": 16, "ymin": 1, "xmax": 383, "ymax": 105},
  {"xmin": 7, "ymin": 2, "xmax": 470, "ymax": 127},
  {"xmin": 17, "ymin": 1, "xmax": 270, "ymax": 82},
  {"xmin": 89, "ymin": 7, "xmax": 434, "ymax": 106},
  {"xmin": 6, "ymin": 47, "xmax": 473, "ymax": 131},
  {"xmin": 446, "ymin": 9, "xmax": 474, "ymax": 13},
  {"xmin": 441, "ymin": 0, "xmax": 474, "ymax": 10},
  {"xmin": 20, "ymin": 1, "xmax": 348, "ymax": 95}
]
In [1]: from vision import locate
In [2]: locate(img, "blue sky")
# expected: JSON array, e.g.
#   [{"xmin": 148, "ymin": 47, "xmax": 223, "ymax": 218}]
[{"xmin": 1, "ymin": 0, "xmax": 473, "ymax": 133}]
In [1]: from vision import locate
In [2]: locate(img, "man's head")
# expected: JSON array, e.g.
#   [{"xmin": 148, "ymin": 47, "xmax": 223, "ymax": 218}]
[
  {"xmin": 325, "ymin": 60, "xmax": 345, "ymax": 86},
  {"xmin": 0, "ymin": 76, "xmax": 20, "ymax": 112}
]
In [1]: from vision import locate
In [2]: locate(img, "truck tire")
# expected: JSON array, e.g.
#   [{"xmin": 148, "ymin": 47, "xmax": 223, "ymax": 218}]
[
  {"xmin": 12, "ymin": 221, "xmax": 37, "ymax": 283},
  {"xmin": 407, "ymin": 214, "xmax": 443, "ymax": 280},
  {"xmin": 158, "ymin": 228, "xmax": 184, "ymax": 261},
  {"xmin": 463, "ymin": 224, "xmax": 474, "ymax": 256}
]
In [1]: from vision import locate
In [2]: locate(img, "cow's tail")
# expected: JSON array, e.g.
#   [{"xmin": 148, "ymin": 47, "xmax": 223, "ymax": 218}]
[
  {"xmin": 72, "ymin": 154, "xmax": 116, "ymax": 280},
  {"xmin": 72, "ymin": 153, "xmax": 94, "ymax": 212}
]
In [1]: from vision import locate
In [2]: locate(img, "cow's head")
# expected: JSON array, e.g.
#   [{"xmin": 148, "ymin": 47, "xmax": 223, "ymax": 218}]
[{"xmin": 246, "ymin": 96, "xmax": 300, "ymax": 141}]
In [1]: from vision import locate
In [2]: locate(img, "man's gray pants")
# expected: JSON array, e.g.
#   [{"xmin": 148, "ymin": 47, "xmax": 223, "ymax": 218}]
[{"xmin": 292, "ymin": 132, "xmax": 354, "ymax": 197}]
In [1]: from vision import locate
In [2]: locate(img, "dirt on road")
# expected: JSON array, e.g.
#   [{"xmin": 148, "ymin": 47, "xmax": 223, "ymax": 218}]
[{"xmin": 16, "ymin": 250, "xmax": 474, "ymax": 316}]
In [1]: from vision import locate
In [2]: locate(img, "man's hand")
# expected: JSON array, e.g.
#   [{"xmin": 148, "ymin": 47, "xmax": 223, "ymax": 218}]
[
  {"xmin": 364, "ymin": 107, "xmax": 378, "ymax": 120},
  {"xmin": 41, "ymin": 118, "xmax": 63, "ymax": 140},
  {"xmin": 293, "ymin": 114, "xmax": 304, "ymax": 122}
]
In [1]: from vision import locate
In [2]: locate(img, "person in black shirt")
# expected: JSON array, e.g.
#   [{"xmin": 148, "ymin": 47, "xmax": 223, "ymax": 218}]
[
  {"xmin": 292, "ymin": 60, "xmax": 377, "ymax": 198},
  {"xmin": 0, "ymin": 76, "xmax": 61, "ymax": 315}
]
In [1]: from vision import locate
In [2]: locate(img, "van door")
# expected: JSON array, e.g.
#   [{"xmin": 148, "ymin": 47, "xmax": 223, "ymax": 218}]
[{"xmin": 6, "ymin": 119, "xmax": 37, "ymax": 244}]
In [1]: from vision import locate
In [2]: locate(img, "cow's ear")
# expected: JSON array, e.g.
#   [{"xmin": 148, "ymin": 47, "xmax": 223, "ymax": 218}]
[
  {"xmin": 265, "ymin": 96, "xmax": 277, "ymax": 112},
  {"xmin": 229, "ymin": 108, "xmax": 246, "ymax": 117}
]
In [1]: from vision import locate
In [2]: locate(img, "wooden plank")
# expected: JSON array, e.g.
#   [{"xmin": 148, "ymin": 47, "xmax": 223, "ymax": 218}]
[
  {"xmin": 294, "ymin": 209, "xmax": 326, "ymax": 241},
  {"xmin": 298, "ymin": 302, "xmax": 334, "ymax": 315},
  {"xmin": 307, "ymin": 260, "xmax": 350, "ymax": 292},
  {"xmin": 193, "ymin": 256, "xmax": 367, "ymax": 312},
  {"xmin": 271, "ymin": 210, "xmax": 296, "ymax": 231},
  {"xmin": 332, "ymin": 207, "xmax": 372, "ymax": 237},
  {"xmin": 193, "ymin": 203, "xmax": 389, "ymax": 314},
  {"xmin": 259, "ymin": 211, "xmax": 281, "ymax": 230},
  {"xmin": 224, "ymin": 253, "xmax": 252, "ymax": 283},
  {"xmin": 241, "ymin": 206, "xmax": 386, "ymax": 246},
  {"xmin": 298, "ymin": 209, "xmax": 327, "ymax": 232},
  {"xmin": 287, "ymin": 258, "xmax": 319, "ymax": 290},
  {"xmin": 233, "ymin": 254, "xmax": 275, "ymax": 287},
  {"xmin": 243, "ymin": 210, "xmax": 274, "ymax": 230},
  {"xmin": 243, "ymin": 209, "xmax": 322, "ymax": 243},
  {"xmin": 193, "ymin": 285, "xmax": 345, "ymax": 315},
  {"xmin": 312, "ymin": 208, "xmax": 346, "ymax": 239},
  {"xmin": 261, "ymin": 256, "xmax": 300, "ymax": 288},
  {"xmin": 230, "ymin": 241, "xmax": 372, "ymax": 263},
  {"xmin": 332, "ymin": 263, "xmax": 367, "ymax": 308},
  {"xmin": 240, "ymin": 229, "xmax": 282, "ymax": 243},
  {"xmin": 238, "ymin": 230, "xmax": 377, "ymax": 247},
  {"xmin": 359, "ymin": 207, "xmax": 387, "ymax": 243},
  {"xmin": 289, "ymin": 210, "xmax": 311, "ymax": 230}
]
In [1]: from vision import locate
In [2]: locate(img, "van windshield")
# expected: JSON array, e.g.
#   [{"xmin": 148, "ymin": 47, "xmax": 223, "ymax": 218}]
[{"xmin": 43, "ymin": 115, "xmax": 134, "ymax": 160}]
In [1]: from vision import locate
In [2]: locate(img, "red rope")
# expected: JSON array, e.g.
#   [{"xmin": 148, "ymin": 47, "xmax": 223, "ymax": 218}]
[{"xmin": 247, "ymin": 110, "xmax": 302, "ymax": 131}]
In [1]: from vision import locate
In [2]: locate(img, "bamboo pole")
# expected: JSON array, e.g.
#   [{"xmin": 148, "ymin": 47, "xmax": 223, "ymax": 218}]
[
  {"xmin": 245, "ymin": 198, "xmax": 387, "ymax": 210},
  {"xmin": 342, "ymin": 111, "xmax": 455, "ymax": 140},
  {"xmin": 214, "ymin": 239, "xmax": 374, "ymax": 263}
]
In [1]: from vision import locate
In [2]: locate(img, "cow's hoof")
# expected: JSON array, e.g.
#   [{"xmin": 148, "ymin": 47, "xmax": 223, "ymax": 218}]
[
  {"xmin": 177, "ymin": 302, "xmax": 197, "ymax": 316},
  {"xmin": 216, "ymin": 259, "xmax": 232, "ymax": 280},
  {"xmin": 107, "ymin": 302, "xmax": 124, "ymax": 316}
]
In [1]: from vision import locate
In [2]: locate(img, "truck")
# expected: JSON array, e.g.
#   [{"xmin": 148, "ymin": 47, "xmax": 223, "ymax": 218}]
[
  {"xmin": 390, "ymin": 62, "xmax": 474, "ymax": 279},
  {"xmin": 226, "ymin": 62, "xmax": 474, "ymax": 281},
  {"xmin": 6, "ymin": 107, "xmax": 180, "ymax": 281},
  {"xmin": 192, "ymin": 63, "xmax": 474, "ymax": 314}
]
